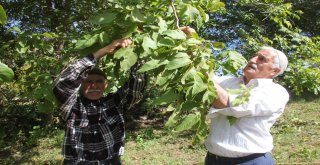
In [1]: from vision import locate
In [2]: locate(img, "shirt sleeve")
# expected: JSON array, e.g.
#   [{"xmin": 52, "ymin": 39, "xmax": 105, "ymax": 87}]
[
  {"xmin": 52, "ymin": 54, "xmax": 97, "ymax": 119},
  {"xmin": 216, "ymin": 85, "xmax": 289, "ymax": 118},
  {"xmin": 113, "ymin": 63, "xmax": 147, "ymax": 113}
]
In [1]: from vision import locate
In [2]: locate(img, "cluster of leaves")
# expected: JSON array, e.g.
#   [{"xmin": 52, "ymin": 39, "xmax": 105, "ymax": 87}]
[
  {"xmin": 0, "ymin": 0, "xmax": 248, "ymax": 145},
  {"xmin": 72, "ymin": 0, "xmax": 235, "ymax": 143}
]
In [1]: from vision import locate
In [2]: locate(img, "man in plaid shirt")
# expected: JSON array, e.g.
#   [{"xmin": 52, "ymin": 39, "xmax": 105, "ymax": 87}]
[{"xmin": 53, "ymin": 38, "xmax": 146, "ymax": 164}]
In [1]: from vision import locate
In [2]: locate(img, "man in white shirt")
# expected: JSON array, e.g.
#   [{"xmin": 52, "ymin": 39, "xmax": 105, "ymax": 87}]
[{"xmin": 205, "ymin": 46, "xmax": 289, "ymax": 165}]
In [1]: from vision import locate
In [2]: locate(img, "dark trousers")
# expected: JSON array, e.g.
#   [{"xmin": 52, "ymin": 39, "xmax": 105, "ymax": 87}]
[
  {"xmin": 62, "ymin": 156, "xmax": 121, "ymax": 165},
  {"xmin": 204, "ymin": 152, "xmax": 275, "ymax": 165}
]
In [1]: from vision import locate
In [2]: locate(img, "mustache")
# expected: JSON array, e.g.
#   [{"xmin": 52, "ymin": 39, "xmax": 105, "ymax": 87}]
[
  {"xmin": 87, "ymin": 89, "xmax": 103, "ymax": 93},
  {"xmin": 246, "ymin": 63, "xmax": 257, "ymax": 69}
]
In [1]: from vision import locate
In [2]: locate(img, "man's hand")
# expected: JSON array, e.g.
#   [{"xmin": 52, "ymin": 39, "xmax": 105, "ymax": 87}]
[
  {"xmin": 179, "ymin": 26, "xmax": 196, "ymax": 38},
  {"xmin": 93, "ymin": 38, "xmax": 132, "ymax": 59}
]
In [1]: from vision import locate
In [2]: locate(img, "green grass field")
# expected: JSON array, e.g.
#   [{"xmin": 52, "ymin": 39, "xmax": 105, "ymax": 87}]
[{"xmin": 1, "ymin": 98, "xmax": 319, "ymax": 165}]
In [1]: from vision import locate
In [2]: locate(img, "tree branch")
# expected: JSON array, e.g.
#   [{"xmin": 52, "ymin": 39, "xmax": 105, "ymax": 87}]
[{"xmin": 170, "ymin": 0, "xmax": 180, "ymax": 29}]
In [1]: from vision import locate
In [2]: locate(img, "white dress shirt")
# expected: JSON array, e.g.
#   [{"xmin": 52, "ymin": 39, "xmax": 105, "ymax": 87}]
[{"xmin": 205, "ymin": 76, "xmax": 289, "ymax": 157}]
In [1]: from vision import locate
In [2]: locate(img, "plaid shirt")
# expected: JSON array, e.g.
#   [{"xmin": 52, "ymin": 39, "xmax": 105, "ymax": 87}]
[{"xmin": 53, "ymin": 54, "xmax": 146, "ymax": 163}]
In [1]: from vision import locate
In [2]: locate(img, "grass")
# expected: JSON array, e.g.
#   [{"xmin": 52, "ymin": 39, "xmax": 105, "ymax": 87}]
[
  {"xmin": 122, "ymin": 127, "xmax": 206, "ymax": 165},
  {"xmin": 272, "ymin": 98, "xmax": 320, "ymax": 164},
  {"xmin": 1, "ymin": 98, "xmax": 319, "ymax": 164}
]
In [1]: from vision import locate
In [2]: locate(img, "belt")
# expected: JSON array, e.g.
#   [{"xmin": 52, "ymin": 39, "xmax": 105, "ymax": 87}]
[{"xmin": 207, "ymin": 152, "xmax": 266, "ymax": 162}]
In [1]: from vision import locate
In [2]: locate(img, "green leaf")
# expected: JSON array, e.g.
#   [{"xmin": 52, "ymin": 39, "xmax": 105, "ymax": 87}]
[
  {"xmin": 8, "ymin": 26, "xmax": 22, "ymax": 33},
  {"xmin": 41, "ymin": 32, "xmax": 57, "ymax": 38},
  {"xmin": 191, "ymin": 71, "xmax": 206, "ymax": 96},
  {"xmin": 152, "ymin": 89, "xmax": 178, "ymax": 105},
  {"xmin": 0, "ymin": 62, "xmax": 14, "ymax": 82},
  {"xmin": 114, "ymin": 47, "xmax": 130, "ymax": 59},
  {"xmin": 0, "ymin": 5, "xmax": 7, "ymax": 25},
  {"xmin": 138, "ymin": 59, "xmax": 160, "ymax": 72},
  {"xmin": 180, "ymin": 4, "xmax": 200, "ymax": 25},
  {"xmin": 37, "ymin": 100, "xmax": 54, "ymax": 113},
  {"xmin": 186, "ymin": 38, "xmax": 202, "ymax": 46},
  {"xmin": 142, "ymin": 36, "xmax": 157, "ymax": 50},
  {"xmin": 156, "ymin": 70, "xmax": 175, "ymax": 86},
  {"xmin": 75, "ymin": 34, "xmax": 99, "ymax": 50},
  {"xmin": 175, "ymin": 113, "xmax": 200, "ymax": 133},
  {"xmin": 166, "ymin": 58, "xmax": 192, "ymax": 70},
  {"xmin": 202, "ymin": 90, "xmax": 215, "ymax": 104},
  {"xmin": 158, "ymin": 37, "xmax": 176, "ymax": 47},
  {"xmin": 227, "ymin": 116, "xmax": 238, "ymax": 125},
  {"xmin": 212, "ymin": 42, "xmax": 225, "ymax": 50},
  {"xmin": 228, "ymin": 84, "xmax": 253, "ymax": 107},
  {"xmin": 16, "ymin": 44, "xmax": 30, "ymax": 54},
  {"xmin": 206, "ymin": 1, "xmax": 225, "ymax": 12},
  {"xmin": 162, "ymin": 30, "xmax": 187, "ymax": 40},
  {"xmin": 170, "ymin": 52, "xmax": 190, "ymax": 59},
  {"xmin": 114, "ymin": 48, "xmax": 137, "ymax": 72},
  {"xmin": 121, "ymin": 55, "xmax": 137, "ymax": 72},
  {"xmin": 131, "ymin": 8, "xmax": 145, "ymax": 22},
  {"xmin": 138, "ymin": 59, "xmax": 168, "ymax": 72},
  {"xmin": 165, "ymin": 107, "xmax": 180, "ymax": 128},
  {"xmin": 122, "ymin": 23, "xmax": 138, "ymax": 38},
  {"xmin": 99, "ymin": 32, "xmax": 110, "ymax": 45},
  {"xmin": 192, "ymin": 111, "xmax": 208, "ymax": 144},
  {"xmin": 158, "ymin": 17, "xmax": 168, "ymax": 33},
  {"xmin": 222, "ymin": 50, "xmax": 247, "ymax": 74},
  {"xmin": 88, "ymin": 11, "xmax": 117, "ymax": 25},
  {"xmin": 180, "ymin": 100, "xmax": 200, "ymax": 111}
]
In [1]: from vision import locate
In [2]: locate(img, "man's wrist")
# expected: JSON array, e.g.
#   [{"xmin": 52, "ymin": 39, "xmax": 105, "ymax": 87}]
[{"xmin": 93, "ymin": 45, "xmax": 114, "ymax": 59}]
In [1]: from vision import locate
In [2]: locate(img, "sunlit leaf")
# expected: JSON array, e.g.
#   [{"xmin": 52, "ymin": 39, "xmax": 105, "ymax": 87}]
[
  {"xmin": 156, "ymin": 70, "xmax": 176, "ymax": 86},
  {"xmin": 142, "ymin": 36, "xmax": 157, "ymax": 50},
  {"xmin": 166, "ymin": 58, "xmax": 192, "ymax": 70},
  {"xmin": 88, "ymin": 11, "xmax": 117, "ymax": 25},
  {"xmin": 206, "ymin": 1, "xmax": 225, "ymax": 12},
  {"xmin": 0, "ymin": 62, "xmax": 14, "ymax": 82},
  {"xmin": 175, "ymin": 112, "xmax": 200, "ymax": 132},
  {"xmin": 0, "ymin": 5, "xmax": 7, "ymax": 25},
  {"xmin": 191, "ymin": 71, "xmax": 206, "ymax": 96},
  {"xmin": 99, "ymin": 32, "xmax": 110, "ymax": 45},
  {"xmin": 165, "ymin": 107, "xmax": 180, "ymax": 128},
  {"xmin": 152, "ymin": 88, "xmax": 178, "ymax": 105},
  {"xmin": 131, "ymin": 8, "xmax": 145, "ymax": 22},
  {"xmin": 138, "ymin": 59, "xmax": 161, "ymax": 72},
  {"xmin": 114, "ymin": 47, "xmax": 137, "ymax": 72},
  {"xmin": 162, "ymin": 30, "xmax": 187, "ymax": 40},
  {"xmin": 158, "ymin": 17, "xmax": 167, "ymax": 33},
  {"xmin": 212, "ymin": 42, "xmax": 225, "ymax": 50},
  {"xmin": 158, "ymin": 37, "xmax": 175, "ymax": 47},
  {"xmin": 75, "ymin": 34, "xmax": 99, "ymax": 50}
]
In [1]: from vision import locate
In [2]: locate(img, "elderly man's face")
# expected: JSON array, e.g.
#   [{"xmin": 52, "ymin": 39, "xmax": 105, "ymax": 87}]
[
  {"xmin": 81, "ymin": 74, "xmax": 107, "ymax": 100},
  {"xmin": 243, "ymin": 49, "xmax": 280, "ymax": 83}
]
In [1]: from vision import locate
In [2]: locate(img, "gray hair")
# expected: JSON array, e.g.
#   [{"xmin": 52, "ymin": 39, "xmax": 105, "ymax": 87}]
[{"xmin": 260, "ymin": 46, "xmax": 288, "ymax": 77}]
